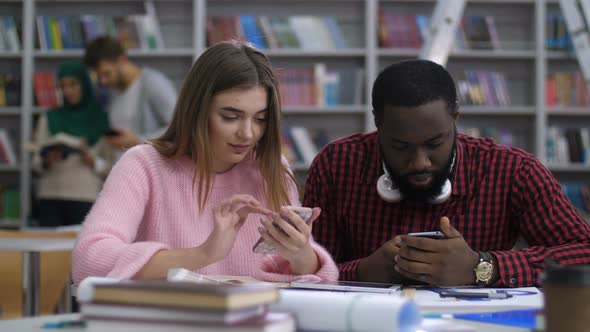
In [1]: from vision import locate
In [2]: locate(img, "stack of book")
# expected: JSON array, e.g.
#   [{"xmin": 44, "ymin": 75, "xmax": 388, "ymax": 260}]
[
  {"xmin": 207, "ymin": 15, "xmax": 350, "ymax": 50},
  {"xmin": 79, "ymin": 280, "xmax": 295, "ymax": 332}
]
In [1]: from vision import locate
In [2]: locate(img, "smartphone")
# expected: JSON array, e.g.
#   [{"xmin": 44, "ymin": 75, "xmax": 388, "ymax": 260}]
[
  {"xmin": 252, "ymin": 206, "xmax": 313, "ymax": 254},
  {"xmin": 407, "ymin": 231, "xmax": 446, "ymax": 239},
  {"xmin": 104, "ymin": 128, "xmax": 121, "ymax": 137}
]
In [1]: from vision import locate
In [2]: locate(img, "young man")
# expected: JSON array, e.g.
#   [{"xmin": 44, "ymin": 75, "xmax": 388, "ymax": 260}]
[
  {"xmin": 84, "ymin": 36, "xmax": 176, "ymax": 149},
  {"xmin": 305, "ymin": 59, "xmax": 590, "ymax": 288}
]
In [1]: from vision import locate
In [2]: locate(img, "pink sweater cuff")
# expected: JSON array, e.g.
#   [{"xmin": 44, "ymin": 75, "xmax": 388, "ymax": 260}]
[
  {"xmin": 72, "ymin": 240, "xmax": 169, "ymax": 284},
  {"xmin": 107, "ymin": 242, "xmax": 170, "ymax": 279},
  {"xmin": 254, "ymin": 241, "xmax": 339, "ymax": 283}
]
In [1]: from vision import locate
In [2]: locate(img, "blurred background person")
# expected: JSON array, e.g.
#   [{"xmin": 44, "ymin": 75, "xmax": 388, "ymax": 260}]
[
  {"xmin": 83, "ymin": 36, "xmax": 177, "ymax": 152},
  {"xmin": 32, "ymin": 61, "xmax": 113, "ymax": 227}
]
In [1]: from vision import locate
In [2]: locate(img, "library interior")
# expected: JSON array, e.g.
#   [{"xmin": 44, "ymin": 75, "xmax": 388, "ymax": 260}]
[{"xmin": 0, "ymin": 0, "xmax": 589, "ymax": 331}]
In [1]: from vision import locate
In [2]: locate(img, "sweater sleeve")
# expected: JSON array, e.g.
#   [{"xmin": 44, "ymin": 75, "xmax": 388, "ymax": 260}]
[
  {"xmin": 71, "ymin": 147, "xmax": 169, "ymax": 284},
  {"xmin": 254, "ymin": 160, "xmax": 339, "ymax": 282}
]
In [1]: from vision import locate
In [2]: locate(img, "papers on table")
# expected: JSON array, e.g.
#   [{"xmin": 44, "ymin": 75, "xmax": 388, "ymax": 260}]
[{"xmin": 410, "ymin": 287, "xmax": 543, "ymax": 314}]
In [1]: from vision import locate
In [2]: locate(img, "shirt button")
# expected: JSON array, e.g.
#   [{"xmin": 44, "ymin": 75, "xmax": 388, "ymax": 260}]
[{"xmin": 510, "ymin": 277, "xmax": 517, "ymax": 284}]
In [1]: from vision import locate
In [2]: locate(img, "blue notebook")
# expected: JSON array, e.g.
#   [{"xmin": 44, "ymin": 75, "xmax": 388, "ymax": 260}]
[{"xmin": 453, "ymin": 309, "xmax": 540, "ymax": 329}]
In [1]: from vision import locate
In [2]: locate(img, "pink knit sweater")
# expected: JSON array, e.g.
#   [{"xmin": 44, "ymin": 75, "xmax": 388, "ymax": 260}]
[{"xmin": 72, "ymin": 145, "xmax": 339, "ymax": 284}]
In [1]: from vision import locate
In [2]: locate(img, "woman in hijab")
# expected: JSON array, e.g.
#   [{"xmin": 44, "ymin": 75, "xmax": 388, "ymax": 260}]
[{"xmin": 32, "ymin": 61, "xmax": 112, "ymax": 227}]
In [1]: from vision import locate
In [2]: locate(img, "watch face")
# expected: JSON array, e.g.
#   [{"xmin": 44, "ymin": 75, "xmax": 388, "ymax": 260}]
[{"xmin": 476, "ymin": 261, "xmax": 493, "ymax": 281}]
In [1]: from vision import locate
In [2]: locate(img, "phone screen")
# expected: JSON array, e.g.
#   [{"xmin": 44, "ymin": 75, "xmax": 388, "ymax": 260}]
[
  {"xmin": 104, "ymin": 129, "xmax": 121, "ymax": 137},
  {"xmin": 407, "ymin": 231, "xmax": 445, "ymax": 239}
]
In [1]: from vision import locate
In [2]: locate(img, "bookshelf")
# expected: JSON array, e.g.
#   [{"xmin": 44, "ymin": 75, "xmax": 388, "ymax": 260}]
[{"xmin": 0, "ymin": 0, "xmax": 589, "ymax": 227}]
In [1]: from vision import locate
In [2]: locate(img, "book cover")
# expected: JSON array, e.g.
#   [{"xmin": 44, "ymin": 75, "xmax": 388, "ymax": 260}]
[
  {"xmin": 25, "ymin": 132, "xmax": 83, "ymax": 160},
  {"xmin": 81, "ymin": 302, "xmax": 266, "ymax": 325},
  {"xmin": 86, "ymin": 312, "xmax": 295, "ymax": 332},
  {"xmin": 3, "ymin": 16, "xmax": 21, "ymax": 51},
  {"xmin": 83, "ymin": 280, "xmax": 280, "ymax": 311},
  {"xmin": 257, "ymin": 16, "xmax": 279, "ymax": 49},
  {"xmin": 0, "ymin": 129, "xmax": 17, "ymax": 164},
  {"xmin": 240, "ymin": 15, "xmax": 266, "ymax": 49}
]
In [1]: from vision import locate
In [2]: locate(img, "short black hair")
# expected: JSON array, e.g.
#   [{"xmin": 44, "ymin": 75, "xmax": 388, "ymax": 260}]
[
  {"xmin": 83, "ymin": 36, "xmax": 125, "ymax": 69},
  {"xmin": 372, "ymin": 59, "xmax": 458, "ymax": 124}
]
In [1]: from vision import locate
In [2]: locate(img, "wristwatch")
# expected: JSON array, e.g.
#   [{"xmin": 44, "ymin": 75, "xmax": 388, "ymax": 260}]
[{"xmin": 474, "ymin": 251, "xmax": 494, "ymax": 286}]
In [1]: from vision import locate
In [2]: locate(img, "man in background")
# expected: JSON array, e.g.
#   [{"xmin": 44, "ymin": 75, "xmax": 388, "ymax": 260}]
[{"xmin": 84, "ymin": 36, "xmax": 177, "ymax": 149}]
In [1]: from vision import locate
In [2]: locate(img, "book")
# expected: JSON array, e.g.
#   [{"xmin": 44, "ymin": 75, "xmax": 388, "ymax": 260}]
[
  {"xmin": 166, "ymin": 268, "xmax": 280, "ymax": 286},
  {"xmin": 0, "ymin": 129, "xmax": 17, "ymax": 164},
  {"xmin": 86, "ymin": 312, "xmax": 295, "ymax": 332},
  {"xmin": 81, "ymin": 279, "xmax": 280, "ymax": 311},
  {"xmin": 26, "ymin": 133, "xmax": 83, "ymax": 159},
  {"xmin": 81, "ymin": 302, "xmax": 266, "ymax": 325}
]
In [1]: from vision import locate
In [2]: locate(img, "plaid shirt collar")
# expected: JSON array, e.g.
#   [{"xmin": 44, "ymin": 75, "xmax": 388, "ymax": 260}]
[{"xmin": 360, "ymin": 132, "xmax": 470, "ymax": 196}]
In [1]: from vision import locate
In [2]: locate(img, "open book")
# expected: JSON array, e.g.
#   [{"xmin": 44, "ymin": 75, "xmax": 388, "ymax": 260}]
[
  {"xmin": 167, "ymin": 268, "xmax": 288, "ymax": 287},
  {"xmin": 26, "ymin": 133, "xmax": 83, "ymax": 159}
]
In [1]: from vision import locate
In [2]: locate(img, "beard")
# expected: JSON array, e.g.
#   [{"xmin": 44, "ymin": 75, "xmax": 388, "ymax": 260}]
[{"xmin": 384, "ymin": 135, "xmax": 456, "ymax": 203}]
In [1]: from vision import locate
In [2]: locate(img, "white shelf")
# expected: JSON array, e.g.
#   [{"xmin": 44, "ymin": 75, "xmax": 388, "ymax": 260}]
[
  {"xmin": 547, "ymin": 107, "xmax": 590, "ymax": 116},
  {"xmin": 0, "ymin": 107, "xmax": 21, "ymax": 115},
  {"xmin": 34, "ymin": 48, "xmax": 194, "ymax": 58},
  {"xmin": 32, "ymin": 107, "xmax": 48, "ymax": 114},
  {"xmin": 378, "ymin": 48, "xmax": 536, "ymax": 59},
  {"xmin": 378, "ymin": 48, "xmax": 419, "ymax": 57},
  {"xmin": 0, "ymin": 52, "xmax": 22, "ymax": 58},
  {"xmin": 283, "ymin": 105, "xmax": 366, "ymax": 114},
  {"xmin": 0, "ymin": 220, "xmax": 20, "ymax": 229},
  {"xmin": 381, "ymin": 0, "xmax": 537, "ymax": 2},
  {"xmin": 461, "ymin": 106, "xmax": 536, "ymax": 115},
  {"xmin": 0, "ymin": 164, "xmax": 19, "ymax": 172},
  {"xmin": 266, "ymin": 48, "xmax": 366, "ymax": 58},
  {"xmin": 546, "ymin": 51, "xmax": 574, "ymax": 60},
  {"xmin": 547, "ymin": 164, "xmax": 590, "ymax": 172},
  {"xmin": 452, "ymin": 49, "xmax": 536, "ymax": 59}
]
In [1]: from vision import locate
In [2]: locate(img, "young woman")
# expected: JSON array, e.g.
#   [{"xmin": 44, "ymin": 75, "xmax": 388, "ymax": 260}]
[
  {"xmin": 72, "ymin": 41, "xmax": 338, "ymax": 283},
  {"xmin": 32, "ymin": 61, "xmax": 112, "ymax": 227}
]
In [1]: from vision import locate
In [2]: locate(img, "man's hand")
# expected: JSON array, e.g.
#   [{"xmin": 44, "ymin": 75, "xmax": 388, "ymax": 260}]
[
  {"xmin": 105, "ymin": 128, "xmax": 141, "ymax": 149},
  {"xmin": 394, "ymin": 217, "xmax": 479, "ymax": 286},
  {"xmin": 357, "ymin": 239, "xmax": 405, "ymax": 283}
]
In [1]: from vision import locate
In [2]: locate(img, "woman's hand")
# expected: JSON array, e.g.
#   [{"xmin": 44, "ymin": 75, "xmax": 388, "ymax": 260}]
[
  {"xmin": 201, "ymin": 194, "xmax": 271, "ymax": 264},
  {"xmin": 258, "ymin": 207, "xmax": 321, "ymax": 275}
]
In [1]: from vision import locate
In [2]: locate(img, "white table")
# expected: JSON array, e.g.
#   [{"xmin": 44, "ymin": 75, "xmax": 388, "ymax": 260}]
[
  {"xmin": 0, "ymin": 238, "xmax": 77, "ymax": 316},
  {"xmin": 0, "ymin": 313, "xmax": 532, "ymax": 332}
]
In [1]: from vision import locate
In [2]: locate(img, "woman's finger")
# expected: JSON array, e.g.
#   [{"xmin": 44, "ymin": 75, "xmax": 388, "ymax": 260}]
[{"xmin": 262, "ymin": 219, "xmax": 300, "ymax": 252}]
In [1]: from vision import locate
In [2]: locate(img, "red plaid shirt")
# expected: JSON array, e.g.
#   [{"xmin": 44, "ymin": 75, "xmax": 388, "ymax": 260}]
[{"xmin": 305, "ymin": 132, "xmax": 590, "ymax": 287}]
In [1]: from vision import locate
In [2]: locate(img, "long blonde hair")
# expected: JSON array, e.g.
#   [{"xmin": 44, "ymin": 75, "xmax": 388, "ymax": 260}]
[{"xmin": 148, "ymin": 41, "xmax": 293, "ymax": 211}]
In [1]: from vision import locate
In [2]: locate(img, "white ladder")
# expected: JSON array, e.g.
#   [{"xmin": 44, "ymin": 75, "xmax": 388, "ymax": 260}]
[
  {"xmin": 559, "ymin": 0, "xmax": 590, "ymax": 85},
  {"xmin": 419, "ymin": 0, "xmax": 467, "ymax": 67}
]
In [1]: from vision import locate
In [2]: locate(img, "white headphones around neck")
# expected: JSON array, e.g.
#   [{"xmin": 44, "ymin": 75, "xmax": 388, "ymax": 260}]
[{"xmin": 376, "ymin": 152, "xmax": 456, "ymax": 204}]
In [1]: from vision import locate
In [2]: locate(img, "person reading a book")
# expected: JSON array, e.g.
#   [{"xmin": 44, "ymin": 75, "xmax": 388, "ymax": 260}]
[
  {"xmin": 83, "ymin": 36, "xmax": 177, "ymax": 150},
  {"xmin": 305, "ymin": 59, "xmax": 590, "ymax": 288},
  {"xmin": 32, "ymin": 61, "xmax": 113, "ymax": 227},
  {"xmin": 72, "ymin": 41, "xmax": 338, "ymax": 284}
]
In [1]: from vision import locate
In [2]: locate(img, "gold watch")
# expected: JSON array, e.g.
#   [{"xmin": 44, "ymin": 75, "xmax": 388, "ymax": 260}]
[{"xmin": 474, "ymin": 251, "xmax": 494, "ymax": 286}]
